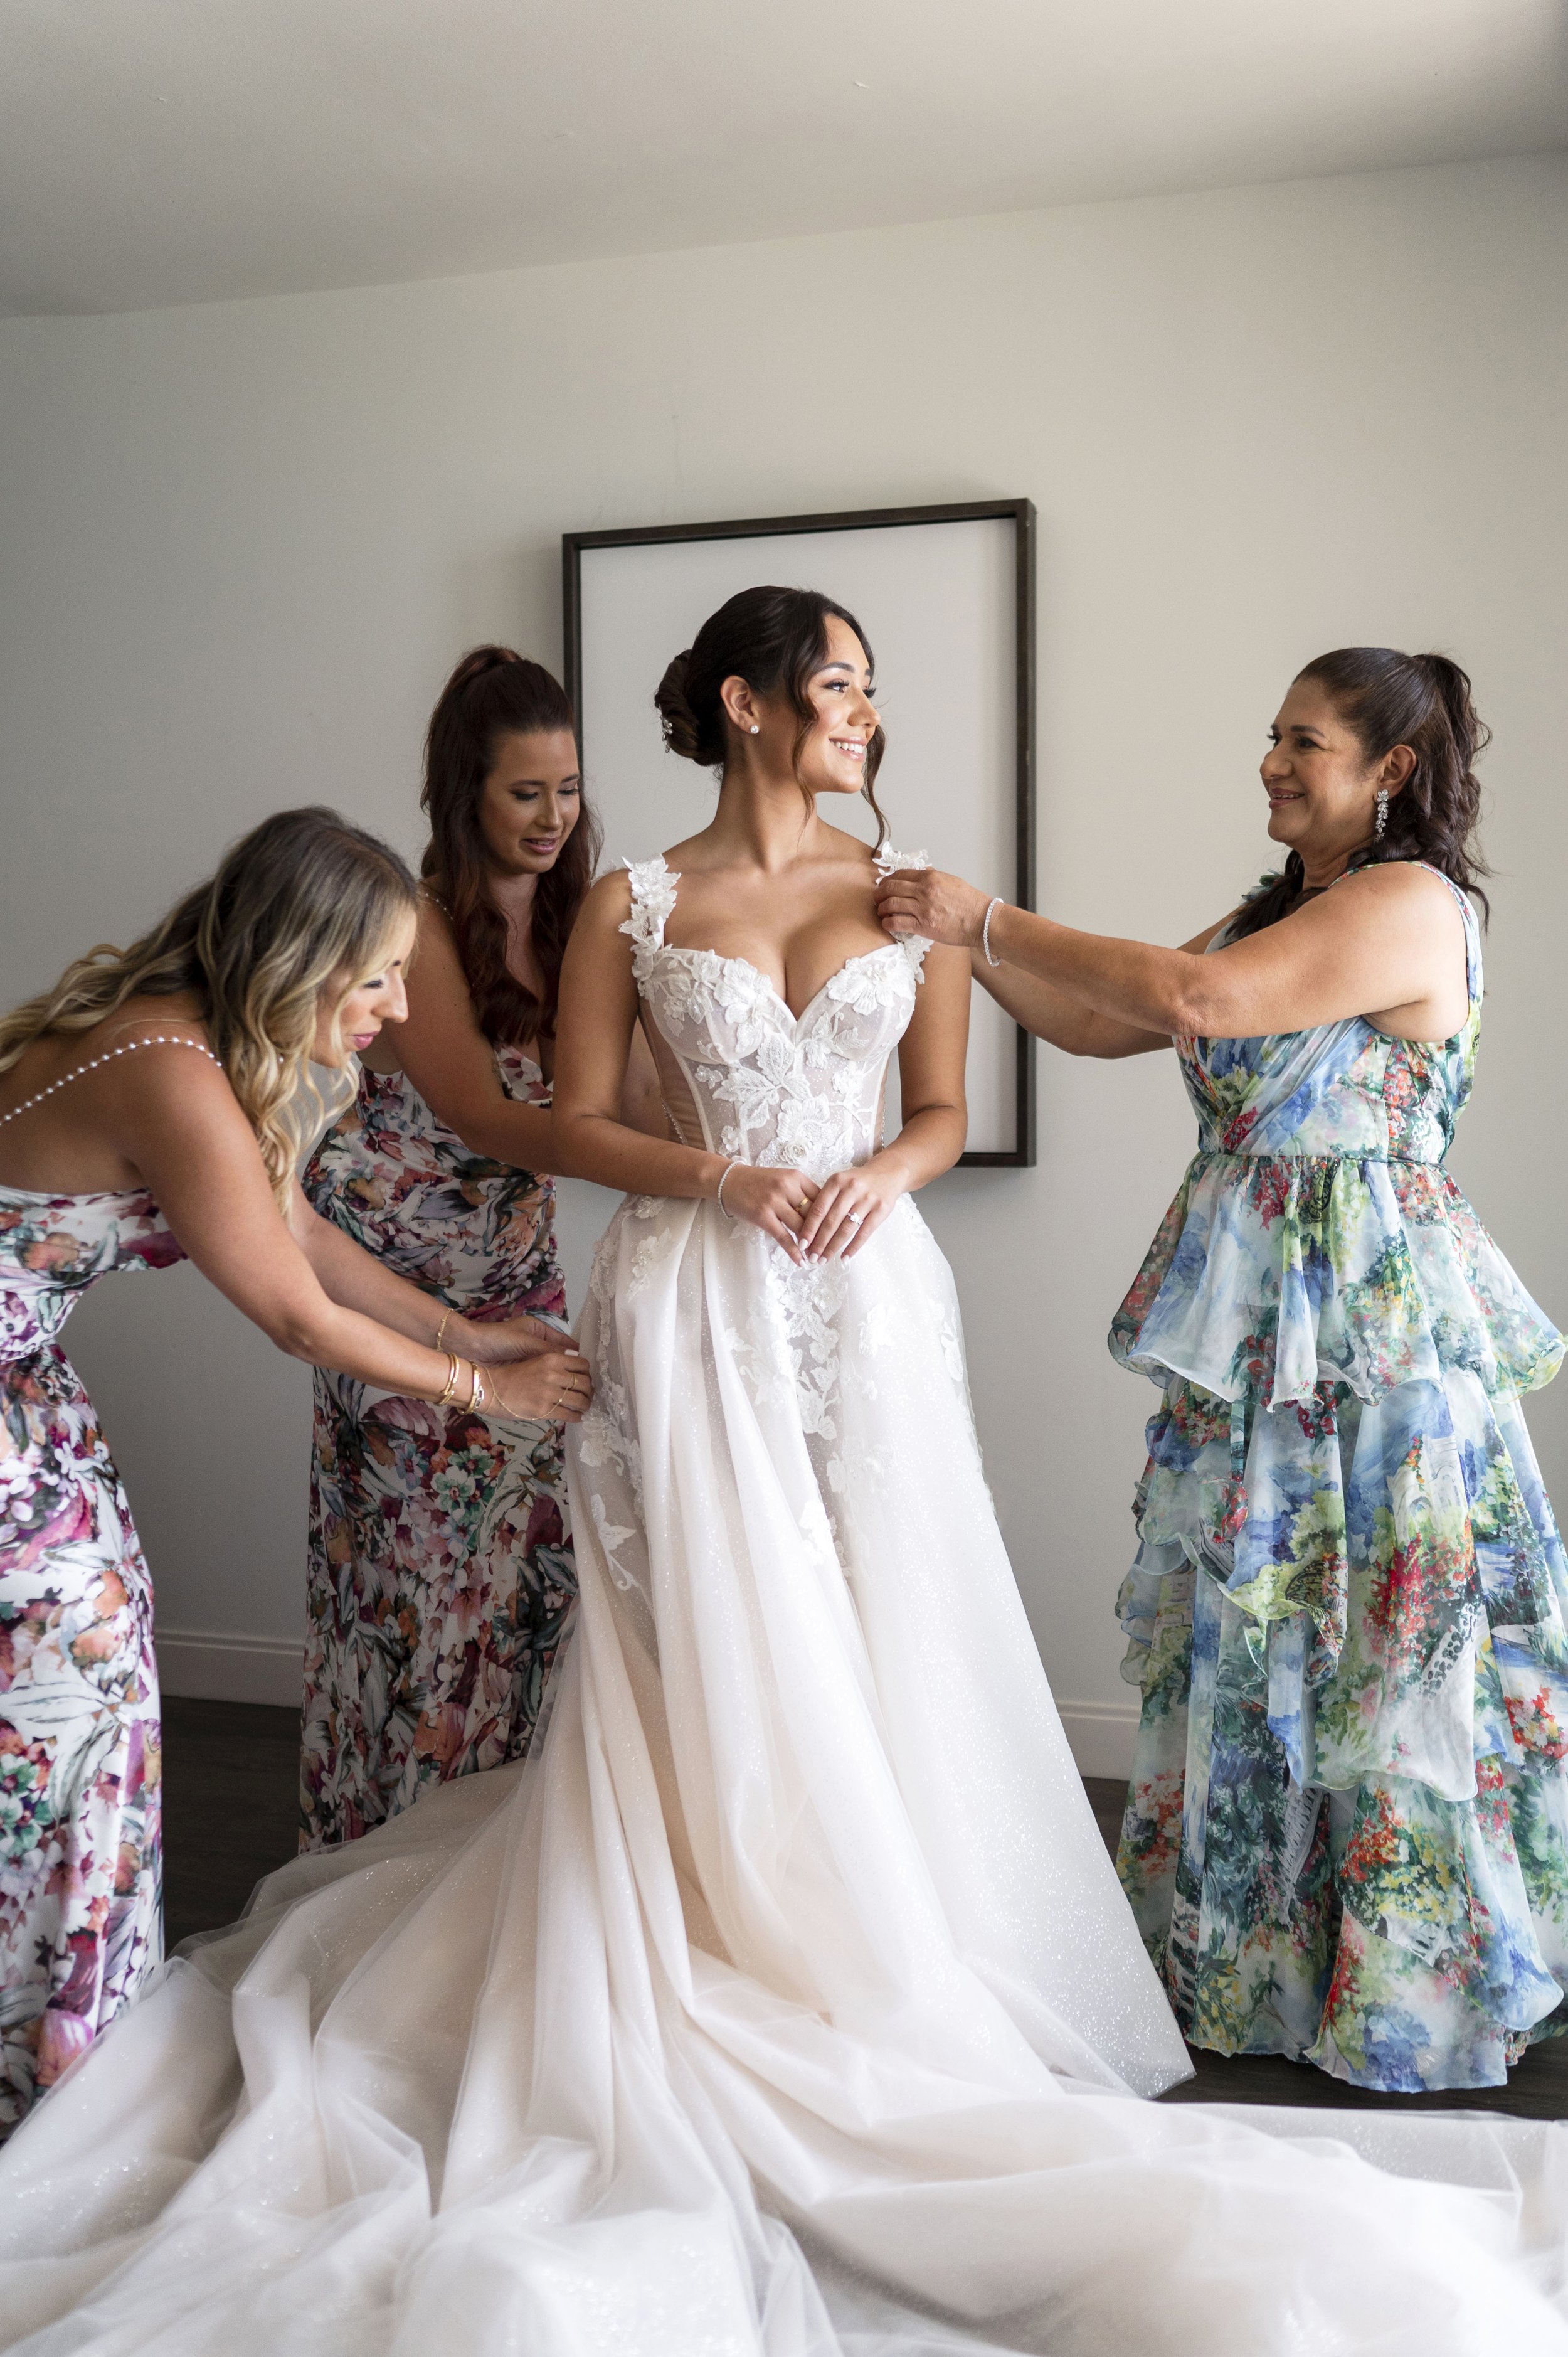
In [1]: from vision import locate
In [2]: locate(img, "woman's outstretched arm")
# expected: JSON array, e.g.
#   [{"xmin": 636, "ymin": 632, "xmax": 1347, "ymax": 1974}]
[
  {"xmin": 876, "ymin": 863, "xmax": 1468, "ymax": 1045},
  {"xmin": 116, "ymin": 1045, "xmax": 589, "ymax": 1419},
  {"xmin": 292, "ymin": 1196, "xmax": 569, "ymax": 1361},
  {"xmin": 968, "ymin": 952, "xmax": 1196, "ymax": 1060},
  {"xmin": 548, "ymin": 873, "xmax": 823, "ymax": 1264}
]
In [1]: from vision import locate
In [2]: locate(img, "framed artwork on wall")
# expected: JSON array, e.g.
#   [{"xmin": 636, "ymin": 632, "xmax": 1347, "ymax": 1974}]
[{"xmin": 561, "ymin": 497, "xmax": 1036, "ymax": 1168}]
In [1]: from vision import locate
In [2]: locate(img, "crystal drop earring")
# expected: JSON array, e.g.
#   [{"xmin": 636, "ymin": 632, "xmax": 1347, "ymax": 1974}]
[{"xmin": 1375, "ymin": 785, "xmax": 1389, "ymax": 839}]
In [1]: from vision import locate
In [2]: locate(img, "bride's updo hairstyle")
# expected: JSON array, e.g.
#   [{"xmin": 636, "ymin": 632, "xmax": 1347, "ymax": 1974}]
[
  {"xmin": 421, "ymin": 646, "xmax": 601, "ymax": 1045},
  {"xmin": 655, "ymin": 585, "xmax": 889, "ymax": 846},
  {"xmin": 1232, "ymin": 647, "xmax": 1491, "ymax": 939},
  {"xmin": 0, "ymin": 809, "xmax": 417, "ymax": 1211}
]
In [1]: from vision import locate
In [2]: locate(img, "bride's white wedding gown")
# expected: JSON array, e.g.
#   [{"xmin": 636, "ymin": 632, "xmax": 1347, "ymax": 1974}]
[{"xmin": 5, "ymin": 852, "xmax": 1568, "ymax": 2355}]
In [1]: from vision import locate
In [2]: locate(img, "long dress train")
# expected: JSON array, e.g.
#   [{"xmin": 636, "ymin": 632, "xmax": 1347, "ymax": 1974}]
[{"xmin": 4, "ymin": 855, "xmax": 1568, "ymax": 2353}]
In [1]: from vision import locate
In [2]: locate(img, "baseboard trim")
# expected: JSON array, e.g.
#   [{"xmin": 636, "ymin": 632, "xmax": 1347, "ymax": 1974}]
[
  {"xmin": 153, "ymin": 1636, "xmax": 1135, "ymax": 1772},
  {"xmin": 156, "ymin": 1628, "xmax": 303, "ymax": 1709},
  {"xmin": 1056, "ymin": 1697, "xmax": 1140, "ymax": 1781}
]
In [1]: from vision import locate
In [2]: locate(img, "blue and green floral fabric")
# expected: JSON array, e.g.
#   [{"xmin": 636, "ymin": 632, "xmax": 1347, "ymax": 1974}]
[{"xmin": 1111, "ymin": 867, "xmax": 1568, "ymax": 2090}]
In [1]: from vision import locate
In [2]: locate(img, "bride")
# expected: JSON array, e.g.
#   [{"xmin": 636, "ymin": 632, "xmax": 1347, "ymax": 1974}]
[{"xmin": 5, "ymin": 585, "xmax": 1568, "ymax": 2356}]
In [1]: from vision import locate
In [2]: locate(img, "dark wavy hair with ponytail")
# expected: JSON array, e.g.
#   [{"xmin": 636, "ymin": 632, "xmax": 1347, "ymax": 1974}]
[
  {"xmin": 1230, "ymin": 647, "xmax": 1491, "ymax": 940},
  {"xmin": 654, "ymin": 585, "xmax": 889, "ymax": 847},
  {"xmin": 420, "ymin": 647, "xmax": 601, "ymax": 1044}
]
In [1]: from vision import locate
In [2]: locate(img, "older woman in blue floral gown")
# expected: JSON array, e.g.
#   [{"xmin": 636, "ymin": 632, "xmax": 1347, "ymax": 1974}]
[{"xmin": 877, "ymin": 645, "xmax": 1568, "ymax": 2093}]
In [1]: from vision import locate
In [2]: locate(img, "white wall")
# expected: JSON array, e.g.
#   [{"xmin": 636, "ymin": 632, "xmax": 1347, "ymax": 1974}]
[{"xmin": 2, "ymin": 154, "xmax": 1564, "ymax": 1770}]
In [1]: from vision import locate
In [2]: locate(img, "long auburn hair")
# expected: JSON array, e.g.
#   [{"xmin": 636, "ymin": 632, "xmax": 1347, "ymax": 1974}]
[
  {"xmin": 653, "ymin": 585, "xmax": 890, "ymax": 848},
  {"xmin": 1232, "ymin": 647, "xmax": 1491, "ymax": 939},
  {"xmin": 420, "ymin": 647, "xmax": 601, "ymax": 1044},
  {"xmin": 0, "ymin": 808, "xmax": 417, "ymax": 1211}
]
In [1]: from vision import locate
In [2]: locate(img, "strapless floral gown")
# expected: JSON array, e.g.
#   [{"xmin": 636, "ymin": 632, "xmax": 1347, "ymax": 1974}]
[
  {"xmin": 0, "ymin": 1187, "xmax": 183, "ymax": 2135},
  {"xmin": 300, "ymin": 1050, "xmax": 573, "ymax": 1848},
  {"xmin": 11, "ymin": 858, "xmax": 1568, "ymax": 2355},
  {"xmin": 1113, "ymin": 870, "xmax": 1568, "ymax": 2090}
]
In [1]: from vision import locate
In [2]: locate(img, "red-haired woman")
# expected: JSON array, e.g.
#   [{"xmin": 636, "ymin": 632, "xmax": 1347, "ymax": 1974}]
[{"xmin": 300, "ymin": 649, "xmax": 599, "ymax": 1849}]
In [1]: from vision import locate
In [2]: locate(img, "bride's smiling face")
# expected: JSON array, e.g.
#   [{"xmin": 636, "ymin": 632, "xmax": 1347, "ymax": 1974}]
[{"xmin": 729, "ymin": 612, "xmax": 881, "ymax": 796}]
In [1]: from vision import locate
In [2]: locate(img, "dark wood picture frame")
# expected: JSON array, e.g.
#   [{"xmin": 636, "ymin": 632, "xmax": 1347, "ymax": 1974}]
[{"xmin": 561, "ymin": 497, "xmax": 1036, "ymax": 1169}]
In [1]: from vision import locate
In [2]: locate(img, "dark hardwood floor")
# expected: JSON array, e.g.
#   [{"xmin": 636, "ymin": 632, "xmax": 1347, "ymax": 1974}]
[
  {"xmin": 162, "ymin": 1696, "xmax": 302, "ymax": 1950},
  {"xmin": 159, "ymin": 1703, "xmax": 1568, "ymax": 2121}
]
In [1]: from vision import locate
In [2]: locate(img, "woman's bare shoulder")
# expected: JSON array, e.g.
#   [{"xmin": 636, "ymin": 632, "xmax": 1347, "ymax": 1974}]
[
  {"xmin": 1315, "ymin": 861, "xmax": 1466, "ymax": 937},
  {"xmin": 820, "ymin": 821, "xmax": 880, "ymax": 870},
  {"xmin": 1335, "ymin": 859, "xmax": 1461, "ymax": 908},
  {"xmin": 574, "ymin": 866, "xmax": 637, "ymax": 934},
  {"xmin": 90, "ymin": 993, "xmax": 213, "ymax": 1053}
]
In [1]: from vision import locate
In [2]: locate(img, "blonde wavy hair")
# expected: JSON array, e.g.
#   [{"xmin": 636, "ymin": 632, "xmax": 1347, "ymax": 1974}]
[{"xmin": 0, "ymin": 807, "xmax": 418, "ymax": 1211}]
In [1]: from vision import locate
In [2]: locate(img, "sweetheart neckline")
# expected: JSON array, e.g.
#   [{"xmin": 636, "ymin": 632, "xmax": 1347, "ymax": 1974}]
[{"xmin": 653, "ymin": 939, "xmax": 909, "ymax": 1031}]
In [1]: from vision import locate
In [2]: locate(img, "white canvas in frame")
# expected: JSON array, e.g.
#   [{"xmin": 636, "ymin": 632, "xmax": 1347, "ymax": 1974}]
[{"xmin": 571, "ymin": 513, "xmax": 1029, "ymax": 1161}]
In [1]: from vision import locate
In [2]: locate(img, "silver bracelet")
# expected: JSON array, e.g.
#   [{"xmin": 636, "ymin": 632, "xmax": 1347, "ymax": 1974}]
[
  {"xmin": 715, "ymin": 1157, "xmax": 741, "ymax": 1216},
  {"xmin": 981, "ymin": 897, "xmax": 1005, "ymax": 968}
]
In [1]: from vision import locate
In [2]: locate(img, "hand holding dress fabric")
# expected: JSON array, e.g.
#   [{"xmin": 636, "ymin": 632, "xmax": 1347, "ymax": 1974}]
[
  {"xmin": 487, "ymin": 1348, "xmax": 592, "ymax": 1425},
  {"xmin": 876, "ymin": 864, "xmax": 992, "ymax": 950},
  {"xmin": 462, "ymin": 1312, "xmax": 576, "ymax": 1365}
]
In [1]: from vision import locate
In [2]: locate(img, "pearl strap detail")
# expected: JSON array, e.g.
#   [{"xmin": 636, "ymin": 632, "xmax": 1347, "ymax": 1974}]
[{"xmin": 0, "ymin": 1035, "xmax": 222, "ymax": 1129}]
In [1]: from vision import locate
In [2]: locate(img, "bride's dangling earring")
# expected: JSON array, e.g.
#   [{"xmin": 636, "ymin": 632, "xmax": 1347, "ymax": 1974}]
[{"xmin": 1375, "ymin": 785, "xmax": 1389, "ymax": 840}]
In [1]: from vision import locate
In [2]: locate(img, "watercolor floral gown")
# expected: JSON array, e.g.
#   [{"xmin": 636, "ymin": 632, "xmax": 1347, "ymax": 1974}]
[
  {"xmin": 12, "ymin": 848, "xmax": 1568, "ymax": 2356},
  {"xmin": 0, "ymin": 1184, "xmax": 184, "ymax": 2136},
  {"xmin": 1113, "ymin": 868, "xmax": 1568, "ymax": 2091},
  {"xmin": 300, "ymin": 1048, "xmax": 574, "ymax": 1848}
]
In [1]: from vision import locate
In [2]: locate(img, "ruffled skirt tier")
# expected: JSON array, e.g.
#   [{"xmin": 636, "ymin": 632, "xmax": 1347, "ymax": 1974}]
[{"xmin": 1113, "ymin": 1151, "xmax": 1568, "ymax": 2090}]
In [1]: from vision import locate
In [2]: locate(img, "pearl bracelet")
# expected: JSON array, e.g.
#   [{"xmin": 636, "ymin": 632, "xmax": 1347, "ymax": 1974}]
[{"xmin": 982, "ymin": 898, "xmax": 1005, "ymax": 968}]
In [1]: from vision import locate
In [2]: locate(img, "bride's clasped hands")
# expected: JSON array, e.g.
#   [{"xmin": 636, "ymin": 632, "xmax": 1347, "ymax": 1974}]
[{"xmin": 718, "ymin": 1156, "xmax": 914, "ymax": 1265}]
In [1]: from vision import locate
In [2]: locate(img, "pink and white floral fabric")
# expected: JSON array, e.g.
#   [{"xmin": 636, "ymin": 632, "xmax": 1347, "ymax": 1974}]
[
  {"xmin": 300, "ymin": 1050, "xmax": 574, "ymax": 1850},
  {"xmin": 0, "ymin": 1183, "xmax": 182, "ymax": 2136}
]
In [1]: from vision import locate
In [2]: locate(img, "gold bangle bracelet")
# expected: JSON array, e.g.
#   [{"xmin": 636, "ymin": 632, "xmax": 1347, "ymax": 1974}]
[
  {"xmin": 435, "ymin": 1350, "xmax": 462, "ymax": 1408},
  {"xmin": 465, "ymin": 1359, "xmax": 482, "ymax": 1413}
]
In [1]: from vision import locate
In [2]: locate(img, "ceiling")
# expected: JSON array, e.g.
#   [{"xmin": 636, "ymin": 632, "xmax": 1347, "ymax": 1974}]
[{"xmin": 3, "ymin": 0, "xmax": 1565, "ymax": 317}]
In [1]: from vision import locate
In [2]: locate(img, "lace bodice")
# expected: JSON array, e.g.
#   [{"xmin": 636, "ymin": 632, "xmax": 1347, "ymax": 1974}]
[{"xmin": 620, "ymin": 851, "xmax": 930, "ymax": 1181}]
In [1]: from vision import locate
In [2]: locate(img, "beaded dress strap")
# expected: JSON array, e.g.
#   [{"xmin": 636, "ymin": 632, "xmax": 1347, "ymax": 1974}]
[{"xmin": 0, "ymin": 1034, "xmax": 222, "ymax": 1131}]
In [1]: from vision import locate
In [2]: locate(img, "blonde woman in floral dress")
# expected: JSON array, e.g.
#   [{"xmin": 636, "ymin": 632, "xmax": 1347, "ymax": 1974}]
[
  {"xmin": 0, "ymin": 807, "xmax": 588, "ymax": 2136},
  {"xmin": 879, "ymin": 647, "xmax": 1568, "ymax": 2095},
  {"xmin": 300, "ymin": 649, "xmax": 606, "ymax": 1848}
]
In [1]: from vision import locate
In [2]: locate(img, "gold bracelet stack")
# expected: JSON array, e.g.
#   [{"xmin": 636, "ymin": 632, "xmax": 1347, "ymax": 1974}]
[{"xmin": 435, "ymin": 1351, "xmax": 462, "ymax": 1408}]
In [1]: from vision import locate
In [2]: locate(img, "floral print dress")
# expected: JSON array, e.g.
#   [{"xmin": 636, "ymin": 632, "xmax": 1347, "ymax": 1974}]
[
  {"xmin": 300, "ymin": 1049, "xmax": 575, "ymax": 1850},
  {"xmin": 0, "ymin": 1186, "xmax": 183, "ymax": 2135},
  {"xmin": 1111, "ymin": 866, "xmax": 1568, "ymax": 2090}
]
